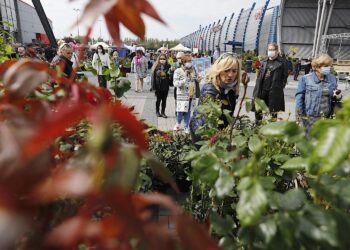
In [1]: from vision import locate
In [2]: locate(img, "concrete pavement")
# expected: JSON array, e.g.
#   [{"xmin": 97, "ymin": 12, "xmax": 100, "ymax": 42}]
[{"xmin": 84, "ymin": 72, "xmax": 349, "ymax": 131}]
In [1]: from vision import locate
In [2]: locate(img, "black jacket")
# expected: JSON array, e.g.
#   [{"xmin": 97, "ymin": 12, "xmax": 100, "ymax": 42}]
[
  {"xmin": 253, "ymin": 56, "xmax": 288, "ymax": 112},
  {"xmin": 58, "ymin": 56, "xmax": 74, "ymax": 79},
  {"xmin": 151, "ymin": 63, "xmax": 171, "ymax": 94},
  {"xmin": 190, "ymin": 83, "xmax": 238, "ymax": 143}
]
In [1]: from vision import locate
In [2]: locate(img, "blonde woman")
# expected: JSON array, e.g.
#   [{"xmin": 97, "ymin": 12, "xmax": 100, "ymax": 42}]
[
  {"xmin": 190, "ymin": 53, "xmax": 249, "ymax": 142},
  {"xmin": 295, "ymin": 54, "xmax": 339, "ymax": 129},
  {"xmin": 50, "ymin": 43, "xmax": 74, "ymax": 78}
]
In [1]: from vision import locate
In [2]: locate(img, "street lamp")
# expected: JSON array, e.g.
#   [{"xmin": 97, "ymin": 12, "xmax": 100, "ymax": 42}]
[{"xmin": 73, "ymin": 8, "xmax": 80, "ymax": 38}]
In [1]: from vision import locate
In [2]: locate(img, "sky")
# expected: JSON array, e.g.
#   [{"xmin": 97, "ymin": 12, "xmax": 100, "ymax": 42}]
[{"xmin": 23, "ymin": 0, "xmax": 281, "ymax": 41}]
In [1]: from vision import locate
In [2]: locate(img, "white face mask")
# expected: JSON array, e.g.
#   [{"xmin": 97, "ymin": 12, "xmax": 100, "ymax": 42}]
[
  {"xmin": 160, "ymin": 59, "xmax": 166, "ymax": 64},
  {"xmin": 98, "ymin": 49, "xmax": 102, "ymax": 53},
  {"xmin": 268, "ymin": 50, "xmax": 277, "ymax": 59},
  {"xmin": 185, "ymin": 62, "xmax": 192, "ymax": 69}
]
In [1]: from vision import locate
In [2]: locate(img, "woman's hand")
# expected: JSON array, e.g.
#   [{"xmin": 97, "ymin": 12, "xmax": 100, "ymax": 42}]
[{"xmin": 241, "ymin": 72, "xmax": 250, "ymax": 86}]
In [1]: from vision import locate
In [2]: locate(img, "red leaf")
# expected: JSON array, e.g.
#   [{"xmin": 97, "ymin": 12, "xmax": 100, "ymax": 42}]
[
  {"xmin": 0, "ymin": 60, "xmax": 17, "ymax": 75},
  {"xmin": 96, "ymin": 87, "xmax": 113, "ymax": 103},
  {"xmin": 22, "ymin": 100, "xmax": 92, "ymax": 159},
  {"xmin": 31, "ymin": 169, "xmax": 93, "ymax": 202},
  {"xmin": 130, "ymin": 0, "xmax": 165, "ymax": 24},
  {"xmin": 45, "ymin": 217, "xmax": 92, "ymax": 247},
  {"xmin": 107, "ymin": 103, "xmax": 147, "ymax": 152},
  {"xmin": 107, "ymin": 4, "xmax": 145, "ymax": 39},
  {"xmin": 105, "ymin": 16, "xmax": 121, "ymax": 45},
  {"xmin": 176, "ymin": 215, "xmax": 222, "ymax": 250}
]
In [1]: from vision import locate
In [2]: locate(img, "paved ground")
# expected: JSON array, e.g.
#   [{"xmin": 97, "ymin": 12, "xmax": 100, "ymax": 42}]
[{"xmin": 84, "ymin": 72, "xmax": 349, "ymax": 131}]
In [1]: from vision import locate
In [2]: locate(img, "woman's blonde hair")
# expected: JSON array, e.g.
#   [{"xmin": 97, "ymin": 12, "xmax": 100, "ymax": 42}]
[
  {"xmin": 206, "ymin": 53, "xmax": 241, "ymax": 92},
  {"xmin": 180, "ymin": 54, "xmax": 192, "ymax": 63},
  {"xmin": 59, "ymin": 43, "xmax": 73, "ymax": 54},
  {"xmin": 312, "ymin": 54, "xmax": 333, "ymax": 69}
]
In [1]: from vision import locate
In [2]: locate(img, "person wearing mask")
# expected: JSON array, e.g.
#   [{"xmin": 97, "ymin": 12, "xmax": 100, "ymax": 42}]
[
  {"xmin": 131, "ymin": 49, "xmax": 148, "ymax": 92},
  {"xmin": 294, "ymin": 59, "xmax": 301, "ymax": 81},
  {"xmin": 92, "ymin": 45, "xmax": 111, "ymax": 88},
  {"xmin": 244, "ymin": 57, "xmax": 253, "ymax": 79},
  {"xmin": 213, "ymin": 46, "xmax": 221, "ymax": 61},
  {"xmin": 190, "ymin": 53, "xmax": 249, "ymax": 143},
  {"xmin": 295, "ymin": 54, "xmax": 340, "ymax": 130},
  {"xmin": 252, "ymin": 43, "xmax": 288, "ymax": 121},
  {"xmin": 51, "ymin": 43, "xmax": 74, "ymax": 78},
  {"xmin": 111, "ymin": 51, "xmax": 121, "ymax": 69},
  {"xmin": 151, "ymin": 54, "xmax": 171, "ymax": 118},
  {"xmin": 173, "ymin": 54, "xmax": 200, "ymax": 133},
  {"xmin": 304, "ymin": 57, "xmax": 312, "ymax": 75}
]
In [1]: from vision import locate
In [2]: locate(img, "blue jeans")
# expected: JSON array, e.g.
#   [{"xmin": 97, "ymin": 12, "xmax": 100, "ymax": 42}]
[
  {"xmin": 176, "ymin": 100, "xmax": 191, "ymax": 128},
  {"xmin": 176, "ymin": 111, "xmax": 191, "ymax": 129}
]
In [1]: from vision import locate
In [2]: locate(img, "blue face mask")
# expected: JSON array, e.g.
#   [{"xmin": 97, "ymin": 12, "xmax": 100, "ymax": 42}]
[{"xmin": 320, "ymin": 66, "xmax": 331, "ymax": 76}]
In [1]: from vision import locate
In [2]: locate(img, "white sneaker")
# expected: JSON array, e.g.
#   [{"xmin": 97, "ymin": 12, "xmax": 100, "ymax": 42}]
[
  {"xmin": 173, "ymin": 124, "xmax": 180, "ymax": 131},
  {"xmin": 184, "ymin": 128, "xmax": 190, "ymax": 134}
]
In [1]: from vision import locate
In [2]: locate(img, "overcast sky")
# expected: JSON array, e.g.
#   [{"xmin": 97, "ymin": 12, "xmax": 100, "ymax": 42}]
[{"xmin": 23, "ymin": 0, "xmax": 281, "ymax": 40}]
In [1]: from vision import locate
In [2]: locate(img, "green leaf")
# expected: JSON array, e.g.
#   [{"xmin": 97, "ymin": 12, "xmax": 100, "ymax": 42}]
[
  {"xmin": 143, "ymin": 152, "xmax": 179, "ymax": 193},
  {"xmin": 215, "ymin": 169, "xmax": 235, "ymax": 198},
  {"xmin": 313, "ymin": 126, "xmax": 350, "ymax": 174},
  {"xmin": 210, "ymin": 211, "xmax": 236, "ymax": 235},
  {"xmin": 237, "ymin": 177, "xmax": 253, "ymax": 190},
  {"xmin": 4, "ymin": 44, "xmax": 12, "ymax": 54},
  {"xmin": 260, "ymin": 122, "xmax": 302, "ymax": 142},
  {"xmin": 248, "ymin": 135, "xmax": 263, "ymax": 153},
  {"xmin": 237, "ymin": 180, "xmax": 267, "ymax": 226},
  {"xmin": 275, "ymin": 189, "xmax": 306, "ymax": 211},
  {"xmin": 281, "ymin": 157, "xmax": 309, "ymax": 171},
  {"xmin": 218, "ymin": 237, "xmax": 235, "ymax": 250},
  {"xmin": 260, "ymin": 176, "xmax": 276, "ymax": 190},
  {"xmin": 245, "ymin": 99, "xmax": 252, "ymax": 112},
  {"xmin": 111, "ymin": 78, "xmax": 131, "ymax": 98},
  {"xmin": 272, "ymin": 154, "xmax": 291, "ymax": 164},
  {"xmin": 102, "ymin": 68, "xmax": 111, "ymax": 75},
  {"xmin": 223, "ymin": 109, "xmax": 233, "ymax": 124},
  {"xmin": 233, "ymin": 135, "xmax": 247, "ymax": 148},
  {"xmin": 298, "ymin": 207, "xmax": 338, "ymax": 247},
  {"xmin": 254, "ymin": 98, "xmax": 269, "ymax": 112},
  {"xmin": 330, "ymin": 180, "xmax": 350, "ymax": 205},
  {"xmin": 191, "ymin": 153, "xmax": 219, "ymax": 184},
  {"xmin": 259, "ymin": 219, "xmax": 277, "ymax": 244}
]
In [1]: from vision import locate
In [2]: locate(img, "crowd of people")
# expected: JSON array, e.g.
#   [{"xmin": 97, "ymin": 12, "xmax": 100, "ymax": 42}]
[{"xmin": 9, "ymin": 39, "xmax": 343, "ymax": 138}]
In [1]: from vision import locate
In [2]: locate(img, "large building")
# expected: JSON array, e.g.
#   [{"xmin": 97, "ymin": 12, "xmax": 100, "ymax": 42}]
[
  {"xmin": 280, "ymin": 0, "xmax": 350, "ymax": 60},
  {"xmin": 180, "ymin": 0, "xmax": 279, "ymax": 56},
  {"xmin": 180, "ymin": 0, "xmax": 350, "ymax": 60},
  {"xmin": 0, "ymin": 0, "xmax": 52, "ymax": 44}
]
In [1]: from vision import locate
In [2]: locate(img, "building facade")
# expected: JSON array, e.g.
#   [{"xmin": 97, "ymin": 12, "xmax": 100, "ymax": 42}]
[
  {"xmin": 181, "ymin": 0, "xmax": 350, "ymax": 60},
  {"xmin": 280, "ymin": 0, "xmax": 350, "ymax": 60},
  {"xmin": 180, "ymin": 0, "xmax": 279, "ymax": 56},
  {"xmin": 0, "ymin": 0, "xmax": 20, "ymax": 41},
  {"xmin": 0, "ymin": 0, "xmax": 52, "ymax": 44}
]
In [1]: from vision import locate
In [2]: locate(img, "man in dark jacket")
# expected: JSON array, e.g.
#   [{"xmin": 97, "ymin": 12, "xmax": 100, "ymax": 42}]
[{"xmin": 253, "ymin": 43, "xmax": 288, "ymax": 121}]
